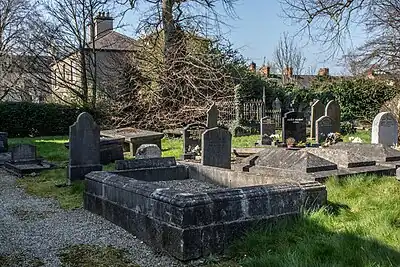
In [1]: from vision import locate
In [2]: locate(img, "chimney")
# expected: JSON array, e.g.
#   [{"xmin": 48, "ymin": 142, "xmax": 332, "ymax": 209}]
[
  {"xmin": 318, "ymin": 68, "xmax": 329, "ymax": 76},
  {"xmin": 284, "ymin": 66, "xmax": 293, "ymax": 78},
  {"xmin": 260, "ymin": 65, "xmax": 271, "ymax": 77},
  {"xmin": 249, "ymin": 62, "xmax": 256, "ymax": 72},
  {"xmin": 93, "ymin": 11, "xmax": 113, "ymax": 39}
]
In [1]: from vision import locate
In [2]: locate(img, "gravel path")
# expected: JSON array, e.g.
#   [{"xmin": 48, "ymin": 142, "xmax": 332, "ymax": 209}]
[{"xmin": 0, "ymin": 170, "xmax": 195, "ymax": 267}]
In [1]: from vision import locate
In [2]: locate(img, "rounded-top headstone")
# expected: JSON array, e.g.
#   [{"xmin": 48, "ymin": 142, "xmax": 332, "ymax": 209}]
[
  {"xmin": 325, "ymin": 100, "xmax": 341, "ymax": 132},
  {"xmin": 371, "ymin": 112, "xmax": 398, "ymax": 146},
  {"xmin": 207, "ymin": 103, "xmax": 219, "ymax": 128},
  {"xmin": 136, "ymin": 144, "xmax": 162, "ymax": 159},
  {"xmin": 310, "ymin": 100, "xmax": 325, "ymax": 138}
]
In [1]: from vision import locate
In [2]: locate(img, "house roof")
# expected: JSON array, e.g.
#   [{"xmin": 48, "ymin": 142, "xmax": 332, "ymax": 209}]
[{"xmin": 87, "ymin": 31, "xmax": 136, "ymax": 51}]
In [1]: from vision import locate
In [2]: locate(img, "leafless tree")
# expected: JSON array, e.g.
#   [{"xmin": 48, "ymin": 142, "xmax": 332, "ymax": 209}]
[{"xmin": 273, "ymin": 31, "xmax": 305, "ymax": 83}]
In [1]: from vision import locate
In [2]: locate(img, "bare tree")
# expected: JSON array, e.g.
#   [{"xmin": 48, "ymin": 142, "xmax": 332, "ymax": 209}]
[{"xmin": 273, "ymin": 31, "xmax": 305, "ymax": 83}]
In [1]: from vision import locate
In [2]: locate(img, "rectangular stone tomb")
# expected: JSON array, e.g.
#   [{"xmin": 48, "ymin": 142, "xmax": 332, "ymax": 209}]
[
  {"xmin": 84, "ymin": 164, "xmax": 326, "ymax": 261},
  {"xmin": 100, "ymin": 127, "xmax": 164, "ymax": 157},
  {"xmin": 4, "ymin": 144, "xmax": 54, "ymax": 177}
]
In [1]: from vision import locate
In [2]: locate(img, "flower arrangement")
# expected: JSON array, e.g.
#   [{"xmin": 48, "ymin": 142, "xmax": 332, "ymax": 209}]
[
  {"xmin": 324, "ymin": 132, "xmax": 343, "ymax": 146},
  {"xmin": 269, "ymin": 134, "xmax": 280, "ymax": 141},
  {"xmin": 286, "ymin": 137, "xmax": 296, "ymax": 147},
  {"xmin": 349, "ymin": 136, "xmax": 363, "ymax": 143}
]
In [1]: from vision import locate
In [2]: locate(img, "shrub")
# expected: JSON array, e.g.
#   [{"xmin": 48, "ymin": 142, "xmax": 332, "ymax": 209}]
[
  {"xmin": 0, "ymin": 102, "xmax": 100, "ymax": 137},
  {"xmin": 340, "ymin": 121, "xmax": 356, "ymax": 135}
]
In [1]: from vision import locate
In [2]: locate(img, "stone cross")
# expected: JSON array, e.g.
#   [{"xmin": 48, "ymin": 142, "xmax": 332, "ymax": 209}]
[
  {"xmin": 371, "ymin": 112, "xmax": 398, "ymax": 146},
  {"xmin": 202, "ymin": 127, "xmax": 232, "ymax": 169},
  {"xmin": 310, "ymin": 100, "xmax": 325, "ymax": 139},
  {"xmin": 325, "ymin": 100, "xmax": 341, "ymax": 132},
  {"xmin": 68, "ymin": 112, "xmax": 102, "ymax": 184},
  {"xmin": 315, "ymin": 115, "xmax": 334, "ymax": 144},
  {"xmin": 207, "ymin": 103, "xmax": 219, "ymax": 128}
]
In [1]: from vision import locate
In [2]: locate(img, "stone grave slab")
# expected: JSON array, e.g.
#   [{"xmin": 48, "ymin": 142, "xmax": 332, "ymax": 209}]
[
  {"xmin": 371, "ymin": 112, "xmax": 398, "ymax": 146},
  {"xmin": 100, "ymin": 127, "xmax": 164, "ymax": 157},
  {"xmin": 183, "ymin": 123, "xmax": 207, "ymax": 160},
  {"xmin": 315, "ymin": 115, "xmax": 334, "ymax": 144},
  {"xmin": 325, "ymin": 100, "xmax": 341, "ymax": 132},
  {"xmin": 310, "ymin": 100, "xmax": 325, "ymax": 139},
  {"xmin": 282, "ymin": 111, "xmax": 306, "ymax": 143},
  {"xmin": 202, "ymin": 127, "xmax": 232, "ymax": 169}
]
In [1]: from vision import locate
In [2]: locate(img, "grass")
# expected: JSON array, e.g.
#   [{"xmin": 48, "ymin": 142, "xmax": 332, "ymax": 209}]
[
  {"xmin": 219, "ymin": 175, "xmax": 400, "ymax": 267},
  {"xmin": 58, "ymin": 244, "xmax": 139, "ymax": 267},
  {"xmin": 0, "ymin": 254, "xmax": 44, "ymax": 267}
]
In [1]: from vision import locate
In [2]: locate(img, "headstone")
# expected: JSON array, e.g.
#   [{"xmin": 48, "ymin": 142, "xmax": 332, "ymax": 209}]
[
  {"xmin": 11, "ymin": 144, "xmax": 36, "ymax": 162},
  {"xmin": 207, "ymin": 103, "xmax": 219, "ymax": 128},
  {"xmin": 282, "ymin": 111, "xmax": 306, "ymax": 143},
  {"xmin": 310, "ymin": 100, "xmax": 325, "ymax": 138},
  {"xmin": 0, "ymin": 132, "xmax": 8, "ymax": 152},
  {"xmin": 183, "ymin": 123, "xmax": 207, "ymax": 159},
  {"xmin": 371, "ymin": 112, "xmax": 398, "ymax": 146},
  {"xmin": 135, "ymin": 144, "xmax": 162, "ymax": 159},
  {"xmin": 315, "ymin": 115, "xmax": 334, "ymax": 144},
  {"xmin": 272, "ymin": 98, "xmax": 281, "ymax": 110},
  {"xmin": 68, "ymin": 112, "xmax": 102, "ymax": 183},
  {"xmin": 202, "ymin": 127, "xmax": 232, "ymax": 169},
  {"xmin": 260, "ymin": 117, "xmax": 275, "ymax": 145},
  {"xmin": 325, "ymin": 100, "xmax": 341, "ymax": 132}
]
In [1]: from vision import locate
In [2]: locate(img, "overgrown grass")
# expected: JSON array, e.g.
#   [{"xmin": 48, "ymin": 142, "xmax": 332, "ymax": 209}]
[{"xmin": 219, "ymin": 175, "xmax": 400, "ymax": 267}]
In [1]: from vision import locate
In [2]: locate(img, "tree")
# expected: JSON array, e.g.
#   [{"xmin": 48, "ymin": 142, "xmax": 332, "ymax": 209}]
[{"xmin": 272, "ymin": 31, "xmax": 305, "ymax": 83}]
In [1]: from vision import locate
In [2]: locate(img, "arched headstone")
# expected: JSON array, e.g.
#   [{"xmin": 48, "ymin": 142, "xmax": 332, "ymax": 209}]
[
  {"xmin": 325, "ymin": 100, "xmax": 341, "ymax": 132},
  {"xmin": 311, "ymin": 100, "xmax": 325, "ymax": 138},
  {"xmin": 371, "ymin": 112, "xmax": 398, "ymax": 146},
  {"xmin": 315, "ymin": 115, "xmax": 334, "ymax": 144}
]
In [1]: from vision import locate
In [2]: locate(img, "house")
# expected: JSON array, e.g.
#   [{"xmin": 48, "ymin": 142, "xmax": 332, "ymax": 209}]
[{"xmin": 51, "ymin": 12, "xmax": 136, "ymax": 104}]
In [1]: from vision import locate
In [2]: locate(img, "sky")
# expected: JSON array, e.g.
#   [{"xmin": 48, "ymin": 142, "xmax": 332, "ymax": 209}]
[{"xmin": 119, "ymin": 0, "xmax": 367, "ymax": 75}]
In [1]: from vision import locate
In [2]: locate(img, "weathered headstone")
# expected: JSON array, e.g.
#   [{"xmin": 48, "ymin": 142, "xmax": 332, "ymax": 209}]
[
  {"xmin": 260, "ymin": 117, "xmax": 275, "ymax": 145},
  {"xmin": 371, "ymin": 112, "xmax": 398, "ymax": 146},
  {"xmin": 272, "ymin": 98, "xmax": 282, "ymax": 110},
  {"xmin": 183, "ymin": 123, "xmax": 207, "ymax": 159},
  {"xmin": 0, "ymin": 132, "xmax": 8, "ymax": 152},
  {"xmin": 282, "ymin": 111, "xmax": 306, "ymax": 143},
  {"xmin": 135, "ymin": 144, "xmax": 162, "ymax": 159},
  {"xmin": 202, "ymin": 127, "xmax": 232, "ymax": 169},
  {"xmin": 68, "ymin": 112, "xmax": 102, "ymax": 183},
  {"xmin": 11, "ymin": 144, "xmax": 36, "ymax": 162},
  {"xmin": 310, "ymin": 100, "xmax": 325, "ymax": 138},
  {"xmin": 207, "ymin": 103, "xmax": 219, "ymax": 128},
  {"xmin": 315, "ymin": 115, "xmax": 334, "ymax": 144},
  {"xmin": 325, "ymin": 100, "xmax": 341, "ymax": 132}
]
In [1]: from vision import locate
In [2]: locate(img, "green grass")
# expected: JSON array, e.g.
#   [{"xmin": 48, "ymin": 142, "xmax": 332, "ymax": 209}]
[
  {"xmin": 343, "ymin": 129, "xmax": 371, "ymax": 143},
  {"xmin": 220, "ymin": 175, "xmax": 400, "ymax": 267}
]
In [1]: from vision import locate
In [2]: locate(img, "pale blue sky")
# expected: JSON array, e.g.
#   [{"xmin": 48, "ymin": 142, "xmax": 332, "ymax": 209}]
[{"xmin": 119, "ymin": 0, "xmax": 367, "ymax": 75}]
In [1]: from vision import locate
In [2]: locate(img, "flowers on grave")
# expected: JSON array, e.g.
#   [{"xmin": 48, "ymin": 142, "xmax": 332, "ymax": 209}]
[
  {"xmin": 286, "ymin": 137, "xmax": 296, "ymax": 147},
  {"xmin": 191, "ymin": 145, "xmax": 201, "ymax": 155},
  {"xmin": 324, "ymin": 132, "xmax": 343, "ymax": 146},
  {"xmin": 269, "ymin": 134, "xmax": 280, "ymax": 141},
  {"xmin": 351, "ymin": 137, "xmax": 363, "ymax": 143}
]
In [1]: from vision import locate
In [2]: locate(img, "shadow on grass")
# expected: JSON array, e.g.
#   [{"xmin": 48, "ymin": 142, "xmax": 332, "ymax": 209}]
[
  {"xmin": 226, "ymin": 215, "xmax": 400, "ymax": 267},
  {"xmin": 323, "ymin": 201, "xmax": 351, "ymax": 216}
]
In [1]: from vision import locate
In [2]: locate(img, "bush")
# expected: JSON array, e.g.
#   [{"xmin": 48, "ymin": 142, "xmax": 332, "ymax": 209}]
[
  {"xmin": 340, "ymin": 121, "xmax": 356, "ymax": 135},
  {"xmin": 0, "ymin": 102, "xmax": 100, "ymax": 137}
]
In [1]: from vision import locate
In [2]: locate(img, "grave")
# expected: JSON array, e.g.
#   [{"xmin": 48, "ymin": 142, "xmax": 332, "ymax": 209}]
[
  {"xmin": 3, "ymin": 144, "xmax": 54, "ymax": 177},
  {"xmin": 260, "ymin": 117, "xmax": 275, "ymax": 145},
  {"xmin": 84, "ymin": 158, "xmax": 326, "ymax": 261},
  {"xmin": 182, "ymin": 123, "xmax": 207, "ymax": 160},
  {"xmin": 100, "ymin": 127, "xmax": 164, "ymax": 157},
  {"xmin": 202, "ymin": 127, "xmax": 232, "ymax": 169},
  {"xmin": 315, "ymin": 115, "xmax": 334, "ymax": 144},
  {"xmin": 65, "ymin": 137, "xmax": 124, "ymax": 165},
  {"xmin": 371, "ymin": 112, "xmax": 398, "ymax": 146},
  {"xmin": 0, "ymin": 132, "xmax": 8, "ymax": 153},
  {"xmin": 207, "ymin": 103, "xmax": 219, "ymax": 128},
  {"xmin": 68, "ymin": 112, "xmax": 102, "ymax": 183},
  {"xmin": 325, "ymin": 100, "xmax": 341, "ymax": 132},
  {"xmin": 282, "ymin": 111, "xmax": 306, "ymax": 143},
  {"xmin": 310, "ymin": 100, "xmax": 325, "ymax": 139},
  {"xmin": 135, "ymin": 144, "xmax": 161, "ymax": 159}
]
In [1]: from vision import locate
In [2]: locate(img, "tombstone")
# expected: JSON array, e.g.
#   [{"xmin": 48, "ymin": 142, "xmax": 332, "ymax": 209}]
[
  {"xmin": 272, "ymin": 98, "xmax": 281, "ymax": 110},
  {"xmin": 207, "ymin": 103, "xmax": 219, "ymax": 128},
  {"xmin": 371, "ymin": 112, "xmax": 398, "ymax": 146},
  {"xmin": 11, "ymin": 144, "xmax": 37, "ymax": 162},
  {"xmin": 315, "ymin": 116, "xmax": 334, "ymax": 144},
  {"xmin": 310, "ymin": 100, "xmax": 325, "ymax": 138},
  {"xmin": 282, "ymin": 111, "xmax": 306, "ymax": 143},
  {"xmin": 325, "ymin": 100, "xmax": 341, "ymax": 132},
  {"xmin": 183, "ymin": 123, "xmax": 207, "ymax": 159},
  {"xmin": 135, "ymin": 144, "xmax": 162, "ymax": 159},
  {"xmin": 0, "ymin": 132, "xmax": 8, "ymax": 153},
  {"xmin": 202, "ymin": 127, "xmax": 232, "ymax": 169},
  {"xmin": 260, "ymin": 117, "xmax": 275, "ymax": 145},
  {"xmin": 68, "ymin": 112, "xmax": 102, "ymax": 183}
]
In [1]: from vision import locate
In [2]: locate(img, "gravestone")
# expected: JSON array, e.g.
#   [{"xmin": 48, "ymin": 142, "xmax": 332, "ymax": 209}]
[
  {"xmin": 325, "ymin": 100, "xmax": 341, "ymax": 132},
  {"xmin": 260, "ymin": 117, "xmax": 275, "ymax": 145},
  {"xmin": 371, "ymin": 112, "xmax": 398, "ymax": 146},
  {"xmin": 68, "ymin": 112, "xmax": 102, "ymax": 183},
  {"xmin": 11, "ymin": 144, "xmax": 36, "ymax": 162},
  {"xmin": 207, "ymin": 103, "xmax": 219, "ymax": 128},
  {"xmin": 272, "ymin": 98, "xmax": 282, "ymax": 110},
  {"xmin": 310, "ymin": 100, "xmax": 325, "ymax": 138},
  {"xmin": 282, "ymin": 111, "xmax": 306, "ymax": 143},
  {"xmin": 315, "ymin": 115, "xmax": 334, "ymax": 144},
  {"xmin": 183, "ymin": 123, "xmax": 207, "ymax": 159},
  {"xmin": 202, "ymin": 127, "xmax": 232, "ymax": 169},
  {"xmin": 135, "ymin": 144, "xmax": 162, "ymax": 159},
  {"xmin": 0, "ymin": 132, "xmax": 8, "ymax": 152}
]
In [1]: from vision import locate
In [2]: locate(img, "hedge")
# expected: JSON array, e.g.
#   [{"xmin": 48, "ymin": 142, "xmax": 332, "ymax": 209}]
[{"xmin": 0, "ymin": 102, "xmax": 100, "ymax": 137}]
